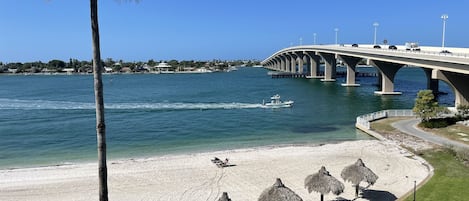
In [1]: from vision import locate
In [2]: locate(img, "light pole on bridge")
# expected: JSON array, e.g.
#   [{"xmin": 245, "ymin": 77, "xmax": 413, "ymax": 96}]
[
  {"xmin": 441, "ymin": 14, "xmax": 448, "ymax": 50},
  {"xmin": 300, "ymin": 37, "xmax": 303, "ymax": 46},
  {"xmin": 334, "ymin": 28, "xmax": 339, "ymax": 45},
  {"xmin": 373, "ymin": 22, "xmax": 379, "ymax": 45},
  {"xmin": 313, "ymin": 33, "xmax": 317, "ymax": 45}
]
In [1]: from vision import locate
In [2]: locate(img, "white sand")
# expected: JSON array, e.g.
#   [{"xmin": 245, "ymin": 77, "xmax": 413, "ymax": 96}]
[{"xmin": 0, "ymin": 140, "xmax": 430, "ymax": 201}]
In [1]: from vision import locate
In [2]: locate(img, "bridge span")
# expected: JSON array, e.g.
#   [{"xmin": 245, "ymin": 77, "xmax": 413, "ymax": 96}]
[{"xmin": 261, "ymin": 44, "xmax": 469, "ymax": 106}]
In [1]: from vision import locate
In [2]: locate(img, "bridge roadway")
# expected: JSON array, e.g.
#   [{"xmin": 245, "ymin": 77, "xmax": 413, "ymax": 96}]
[{"xmin": 261, "ymin": 44, "xmax": 469, "ymax": 106}]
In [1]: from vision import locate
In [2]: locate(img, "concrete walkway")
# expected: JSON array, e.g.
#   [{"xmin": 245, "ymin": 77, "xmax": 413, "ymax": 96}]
[{"xmin": 392, "ymin": 118, "xmax": 469, "ymax": 150}]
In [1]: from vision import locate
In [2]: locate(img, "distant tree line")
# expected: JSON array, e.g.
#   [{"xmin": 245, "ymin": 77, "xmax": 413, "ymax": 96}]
[{"xmin": 0, "ymin": 59, "xmax": 261, "ymax": 74}]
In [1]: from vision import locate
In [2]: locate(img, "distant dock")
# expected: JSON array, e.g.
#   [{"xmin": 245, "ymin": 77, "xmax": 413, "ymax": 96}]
[{"xmin": 268, "ymin": 72, "xmax": 307, "ymax": 78}]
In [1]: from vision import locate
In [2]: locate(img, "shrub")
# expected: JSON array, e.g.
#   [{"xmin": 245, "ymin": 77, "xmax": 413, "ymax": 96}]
[{"xmin": 420, "ymin": 117, "xmax": 457, "ymax": 128}]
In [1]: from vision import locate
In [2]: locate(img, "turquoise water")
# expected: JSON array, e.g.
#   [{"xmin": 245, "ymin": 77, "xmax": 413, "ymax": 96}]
[{"xmin": 0, "ymin": 67, "xmax": 454, "ymax": 169}]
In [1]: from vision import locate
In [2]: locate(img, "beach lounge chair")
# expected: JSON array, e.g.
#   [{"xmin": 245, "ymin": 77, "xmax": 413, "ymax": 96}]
[
  {"xmin": 211, "ymin": 157, "xmax": 222, "ymax": 164},
  {"xmin": 216, "ymin": 161, "xmax": 229, "ymax": 168},
  {"xmin": 211, "ymin": 157, "xmax": 230, "ymax": 168},
  {"xmin": 216, "ymin": 158, "xmax": 230, "ymax": 168}
]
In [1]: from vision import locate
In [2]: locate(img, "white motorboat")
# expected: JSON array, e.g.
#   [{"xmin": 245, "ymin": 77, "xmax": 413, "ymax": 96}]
[{"xmin": 262, "ymin": 94, "xmax": 294, "ymax": 108}]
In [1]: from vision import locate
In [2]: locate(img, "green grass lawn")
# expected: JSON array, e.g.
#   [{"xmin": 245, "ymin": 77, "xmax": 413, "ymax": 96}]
[
  {"xmin": 403, "ymin": 149, "xmax": 469, "ymax": 201},
  {"xmin": 371, "ymin": 118, "xmax": 469, "ymax": 201},
  {"xmin": 420, "ymin": 124, "xmax": 469, "ymax": 145},
  {"xmin": 370, "ymin": 117, "xmax": 406, "ymax": 133}
]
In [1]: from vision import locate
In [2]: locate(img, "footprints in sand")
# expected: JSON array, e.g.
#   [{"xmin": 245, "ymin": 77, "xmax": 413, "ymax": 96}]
[{"xmin": 178, "ymin": 163, "xmax": 226, "ymax": 201}]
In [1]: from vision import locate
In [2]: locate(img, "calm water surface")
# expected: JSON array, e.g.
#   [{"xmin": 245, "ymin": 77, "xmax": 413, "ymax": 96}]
[{"xmin": 0, "ymin": 67, "xmax": 454, "ymax": 168}]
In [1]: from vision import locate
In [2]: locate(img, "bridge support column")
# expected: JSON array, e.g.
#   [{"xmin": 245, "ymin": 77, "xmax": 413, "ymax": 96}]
[
  {"xmin": 317, "ymin": 52, "xmax": 336, "ymax": 82},
  {"xmin": 279, "ymin": 55, "xmax": 286, "ymax": 72},
  {"xmin": 276, "ymin": 56, "xmax": 281, "ymax": 71},
  {"xmin": 283, "ymin": 54, "xmax": 290, "ymax": 72},
  {"xmin": 269, "ymin": 58, "xmax": 277, "ymax": 70},
  {"xmin": 337, "ymin": 55, "xmax": 362, "ymax": 87},
  {"xmin": 273, "ymin": 57, "xmax": 280, "ymax": 71},
  {"xmin": 423, "ymin": 68, "xmax": 439, "ymax": 94},
  {"xmin": 370, "ymin": 60, "xmax": 403, "ymax": 95},
  {"xmin": 265, "ymin": 61, "xmax": 271, "ymax": 70},
  {"xmin": 305, "ymin": 51, "xmax": 322, "ymax": 79},
  {"xmin": 294, "ymin": 52, "xmax": 305, "ymax": 74},
  {"xmin": 432, "ymin": 70, "xmax": 469, "ymax": 106},
  {"xmin": 288, "ymin": 53, "xmax": 297, "ymax": 73},
  {"xmin": 299, "ymin": 56, "xmax": 304, "ymax": 74}
]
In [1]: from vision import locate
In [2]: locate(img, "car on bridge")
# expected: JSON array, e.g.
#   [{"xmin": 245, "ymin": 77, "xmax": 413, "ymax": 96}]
[
  {"xmin": 405, "ymin": 42, "xmax": 421, "ymax": 51},
  {"xmin": 439, "ymin": 50, "xmax": 452, "ymax": 55},
  {"xmin": 352, "ymin": 44, "xmax": 359, "ymax": 47},
  {"xmin": 373, "ymin": 45, "xmax": 381, "ymax": 49},
  {"xmin": 388, "ymin": 45, "xmax": 397, "ymax": 50}
]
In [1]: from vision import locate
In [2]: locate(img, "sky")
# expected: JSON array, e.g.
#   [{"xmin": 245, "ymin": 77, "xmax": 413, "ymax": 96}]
[{"xmin": 1, "ymin": 0, "xmax": 468, "ymax": 63}]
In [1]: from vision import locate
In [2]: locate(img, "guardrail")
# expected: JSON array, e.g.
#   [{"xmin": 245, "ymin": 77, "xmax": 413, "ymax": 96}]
[
  {"xmin": 345, "ymin": 45, "xmax": 469, "ymax": 58},
  {"xmin": 356, "ymin": 109, "xmax": 415, "ymax": 130}
]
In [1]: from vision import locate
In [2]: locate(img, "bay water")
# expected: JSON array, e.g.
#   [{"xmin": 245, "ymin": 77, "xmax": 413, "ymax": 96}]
[{"xmin": 0, "ymin": 67, "xmax": 453, "ymax": 169}]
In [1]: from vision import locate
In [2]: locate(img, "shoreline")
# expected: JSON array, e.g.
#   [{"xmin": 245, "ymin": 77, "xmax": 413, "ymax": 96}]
[
  {"xmin": 0, "ymin": 140, "xmax": 430, "ymax": 201},
  {"xmin": 0, "ymin": 139, "xmax": 353, "ymax": 171}
]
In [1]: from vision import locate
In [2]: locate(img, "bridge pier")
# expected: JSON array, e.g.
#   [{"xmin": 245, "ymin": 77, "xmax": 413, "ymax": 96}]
[
  {"xmin": 287, "ymin": 54, "xmax": 296, "ymax": 73},
  {"xmin": 284, "ymin": 54, "xmax": 291, "ymax": 72},
  {"xmin": 369, "ymin": 60, "xmax": 404, "ymax": 95},
  {"xmin": 288, "ymin": 53, "xmax": 298, "ymax": 74},
  {"xmin": 337, "ymin": 55, "xmax": 362, "ymax": 87},
  {"xmin": 294, "ymin": 52, "xmax": 305, "ymax": 74},
  {"xmin": 423, "ymin": 68, "xmax": 439, "ymax": 95},
  {"xmin": 304, "ymin": 51, "xmax": 322, "ymax": 78},
  {"xmin": 275, "ymin": 58, "xmax": 281, "ymax": 71},
  {"xmin": 317, "ymin": 52, "xmax": 336, "ymax": 82},
  {"xmin": 278, "ymin": 55, "xmax": 286, "ymax": 72},
  {"xmin": 432, "ymin": 70, "xmax": 469, "ymax": 106}
]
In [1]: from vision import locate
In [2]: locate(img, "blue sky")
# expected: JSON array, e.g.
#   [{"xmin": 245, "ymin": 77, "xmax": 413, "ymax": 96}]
[{"xmin": 1, "ymin": 0, "xmax": 468, "ymax": 63}]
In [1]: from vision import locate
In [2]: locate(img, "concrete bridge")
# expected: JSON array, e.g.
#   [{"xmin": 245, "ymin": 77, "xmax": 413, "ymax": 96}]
[{"xmin": 261, "ymin": 44, "xmax": 469, "ymax": 106}]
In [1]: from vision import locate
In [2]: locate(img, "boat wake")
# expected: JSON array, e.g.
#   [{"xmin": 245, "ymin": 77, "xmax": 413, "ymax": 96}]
[{"xmin": 0, "ymin": 98, "xmax": 267, "ymax": 111}]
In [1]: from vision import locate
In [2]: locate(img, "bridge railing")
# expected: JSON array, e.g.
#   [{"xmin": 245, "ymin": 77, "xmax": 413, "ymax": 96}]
[
  {"xmin": 356, "ymin": 46, "xmax": 469, "ymax": 58},
  {"xmin": 356, "ymin": 109, "xmax": 415, "ymax": 130}
]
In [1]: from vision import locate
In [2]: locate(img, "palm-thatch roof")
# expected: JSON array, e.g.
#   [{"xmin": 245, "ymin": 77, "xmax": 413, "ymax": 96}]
[
  {"xmin": 340, "ymin": 158, "xmax": 378, "ymax": 186},
  {"xmin": 341, "ymin": 158, "xmax": 379, "ymax": 198},
  {"xmin": 304, "ymin": 166, "xmax": 345, "ymax": 196},
  {"xmin": 218, "ymin": 192, "xmax": 232, "ymax": 201},
  {"xmin": 258, "ymin": 178, "xmax": 303, "ymax": 201}
]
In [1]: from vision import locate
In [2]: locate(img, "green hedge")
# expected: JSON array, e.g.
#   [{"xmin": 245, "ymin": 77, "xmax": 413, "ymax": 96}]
[{"xmin": 420, "ymin": 118, "xmax": 458, "ymax": 128}]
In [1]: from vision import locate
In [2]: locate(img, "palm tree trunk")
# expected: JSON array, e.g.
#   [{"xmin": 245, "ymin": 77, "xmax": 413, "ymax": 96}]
[{"xmin": 90, "ymin": 0, "xmax": 108, "ymax": 201}]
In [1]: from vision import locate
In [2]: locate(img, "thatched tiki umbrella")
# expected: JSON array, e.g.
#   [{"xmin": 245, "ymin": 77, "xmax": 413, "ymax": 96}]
[
  {"xmin": 218, "ymin": 192, "xmax": 232, "ymax": 201},
  {"xmin": 304, "ymin": 166, "xmax": 344, "ymax": 201},
  {"xmin": 341, "ymin": 158, "xmax": 378, "ymax": 198},
  {"xmin": 258, "ymin": 178, "xmax": 303, "ymax": 201}
]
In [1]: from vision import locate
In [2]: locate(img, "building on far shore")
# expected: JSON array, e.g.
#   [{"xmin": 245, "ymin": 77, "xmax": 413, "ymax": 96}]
[{"xmin": 154, "ymin": 62, "xmax": 173, "ymax": 73}]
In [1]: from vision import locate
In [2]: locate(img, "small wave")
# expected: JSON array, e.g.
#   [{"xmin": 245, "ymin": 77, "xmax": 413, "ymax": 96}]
[{"xmin": 0, "ymin": 98, "xmax": 265, "ymax": 111}]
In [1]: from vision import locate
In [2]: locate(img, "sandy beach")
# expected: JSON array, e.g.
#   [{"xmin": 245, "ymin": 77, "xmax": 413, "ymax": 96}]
[{"xmin": 0, "ymin": 140, "xmax": 430, "ymax": 201}]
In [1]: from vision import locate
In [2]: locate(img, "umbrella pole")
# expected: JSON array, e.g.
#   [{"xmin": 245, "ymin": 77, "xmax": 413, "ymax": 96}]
[
  {"xmin": 355, "ymin": 185, "xmax": 359, "ymax": 198},
  {"xmin": 320, "ymin": 194, "xmax": 324, "ymax": 201}
]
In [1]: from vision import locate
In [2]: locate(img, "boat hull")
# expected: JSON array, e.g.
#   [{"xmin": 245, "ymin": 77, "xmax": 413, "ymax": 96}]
[{"xmin": 263, "ymin": 100, "xmax": 294, "ymax": 108}]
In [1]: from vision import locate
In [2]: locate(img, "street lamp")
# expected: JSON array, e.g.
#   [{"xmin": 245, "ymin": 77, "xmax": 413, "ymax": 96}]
[
  {"xmin": 334, "ymin": 28, "xmax": 339, "ymax": 45},
  {"xmin": 441, "ymin": 14, "xmax": 448, "ymax": 50},
  {"xmin": 313, "ymin": 33, "xmax": 317, "ymax": 45},
  {"xmin": 373, "ymin": 22, "xmax": 379, "ymax": 45},
  {"xmin": 300, "ymin": 37, "xmax": 303, "ymax": 46}
]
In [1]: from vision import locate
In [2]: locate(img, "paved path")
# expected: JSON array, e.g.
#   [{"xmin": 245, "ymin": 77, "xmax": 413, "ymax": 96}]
[{"xmin": 392, "ymin": 118, "xmax": 469, "ymax": 150}]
